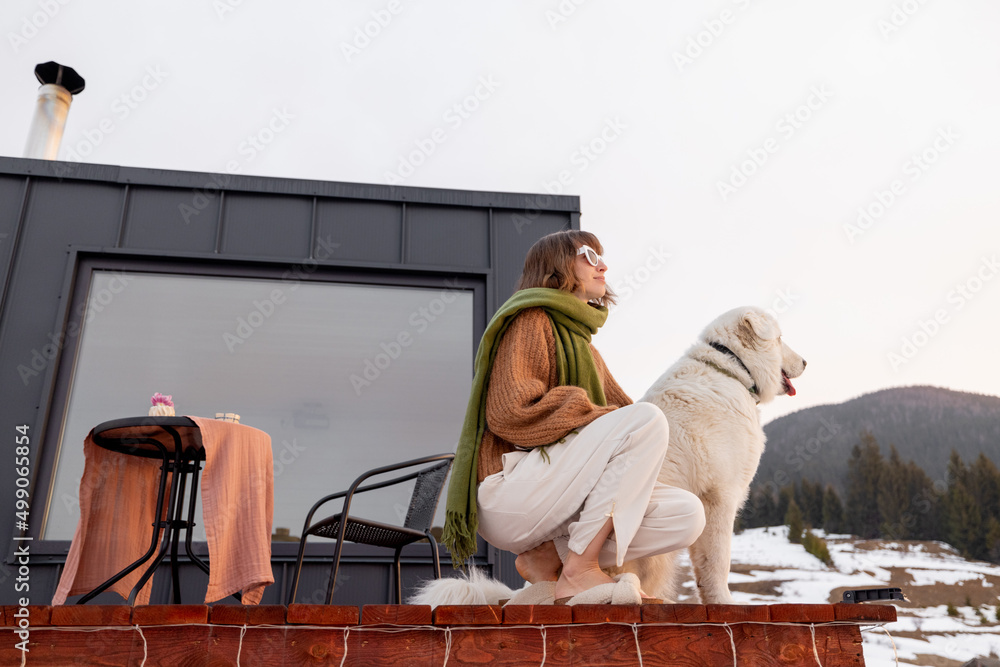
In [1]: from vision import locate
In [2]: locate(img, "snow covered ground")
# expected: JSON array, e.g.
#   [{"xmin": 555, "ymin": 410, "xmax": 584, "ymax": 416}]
[{"xmin": 679, "ymin": 527, "xmax": 1000, "ymax": 666}]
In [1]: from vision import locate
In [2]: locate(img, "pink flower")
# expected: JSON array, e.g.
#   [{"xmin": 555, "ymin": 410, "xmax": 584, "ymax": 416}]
[{"xmin": 150, "ymin": 392, "xmax": 174, "ymax": 407}]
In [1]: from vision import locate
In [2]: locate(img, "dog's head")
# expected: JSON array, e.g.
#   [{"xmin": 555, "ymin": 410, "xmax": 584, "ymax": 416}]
[{"xmin": 700, "ymin": 306, "xmax": 806, "ymax": 404}]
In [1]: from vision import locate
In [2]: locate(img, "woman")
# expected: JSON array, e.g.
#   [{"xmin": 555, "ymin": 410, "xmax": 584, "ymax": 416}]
[{"xmin": 442, "ymin": 230, "xmax": 704, "ymax": 603}]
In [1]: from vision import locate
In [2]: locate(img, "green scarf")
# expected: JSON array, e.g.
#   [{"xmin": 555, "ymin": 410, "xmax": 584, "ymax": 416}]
[{"xmin": 440, "ymin": 287, "xmax": 608, "ymax": 564}]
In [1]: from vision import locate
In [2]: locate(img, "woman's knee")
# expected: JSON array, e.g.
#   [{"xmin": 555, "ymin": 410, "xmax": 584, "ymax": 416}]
[{"xmin": 625, "ymin": 402, "xmax": 669, "ymax": 453}]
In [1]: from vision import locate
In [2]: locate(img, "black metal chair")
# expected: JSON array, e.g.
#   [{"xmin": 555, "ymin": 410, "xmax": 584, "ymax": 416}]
[{"xmin": 288, "ymin": 452, "xmax": 454, "ymax": 605}]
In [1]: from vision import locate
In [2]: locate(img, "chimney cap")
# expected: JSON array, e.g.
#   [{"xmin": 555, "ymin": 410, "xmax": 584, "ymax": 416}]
[{"xmin": 34, "ymin": 62, "xmax": 85, "ymax": 95}]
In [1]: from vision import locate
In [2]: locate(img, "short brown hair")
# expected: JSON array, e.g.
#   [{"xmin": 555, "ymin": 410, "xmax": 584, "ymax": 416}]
[{"xmin": 514, "ymin": 230, "xmax": 616, "ymax": 306}]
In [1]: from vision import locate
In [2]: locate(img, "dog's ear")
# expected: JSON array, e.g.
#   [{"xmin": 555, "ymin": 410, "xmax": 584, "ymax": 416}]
[{"xmin": 736, "ymin": 310, "xmax": 780, "ymax": 349}]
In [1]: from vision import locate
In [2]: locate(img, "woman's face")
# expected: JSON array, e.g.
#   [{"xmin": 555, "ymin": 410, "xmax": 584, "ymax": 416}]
[{"xmin": 572, "ymin": 244, "xmax": 608, "ymax": 302}]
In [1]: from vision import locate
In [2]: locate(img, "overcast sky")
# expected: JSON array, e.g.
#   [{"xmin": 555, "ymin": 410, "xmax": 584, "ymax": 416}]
[{"xmin": 3, "ymin": 0, "xmax": 998, "ymax": 424}]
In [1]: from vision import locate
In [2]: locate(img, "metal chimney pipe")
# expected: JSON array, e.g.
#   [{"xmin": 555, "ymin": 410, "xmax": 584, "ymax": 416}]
[{"xmin": 23, "ymin": 61, "xmax": 85, "ymax": 160}]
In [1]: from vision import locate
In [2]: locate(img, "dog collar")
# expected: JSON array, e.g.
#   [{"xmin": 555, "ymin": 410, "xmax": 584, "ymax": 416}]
[{"xmin": 707, "ymin": 342, "xmax": 759, "ymax": 400}]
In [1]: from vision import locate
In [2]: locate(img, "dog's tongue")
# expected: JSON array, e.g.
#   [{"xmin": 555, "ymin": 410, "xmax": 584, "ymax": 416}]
[{"xmin": 782, "ymin": 371, "xmax": 797, "ymax": 396}]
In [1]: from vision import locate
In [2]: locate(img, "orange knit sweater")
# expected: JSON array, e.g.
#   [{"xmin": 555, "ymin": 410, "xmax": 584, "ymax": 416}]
[{"xmin": 476, "ymin": 307, "xmax": 633, "ymax": 483}]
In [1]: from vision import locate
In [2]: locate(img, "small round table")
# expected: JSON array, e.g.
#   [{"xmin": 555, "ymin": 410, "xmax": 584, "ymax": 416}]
[{"xmin": 78, "ymin": 416, "xmax": 239, "ymax": 604}]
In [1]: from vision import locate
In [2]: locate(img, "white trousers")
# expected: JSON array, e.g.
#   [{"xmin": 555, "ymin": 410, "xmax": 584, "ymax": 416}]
[{"xmin": 477, "ymin": 402, "xmax": 705, "ymax": 568}]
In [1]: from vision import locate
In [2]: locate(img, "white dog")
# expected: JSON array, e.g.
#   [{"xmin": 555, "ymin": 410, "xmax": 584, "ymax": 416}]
[
  {"xmin": 619, "ymin": 305, "xmax": 806, "ymax": 603},
  {"xmin": 411, "ymin": 306, "xmax": 805, "ymax": 607}
]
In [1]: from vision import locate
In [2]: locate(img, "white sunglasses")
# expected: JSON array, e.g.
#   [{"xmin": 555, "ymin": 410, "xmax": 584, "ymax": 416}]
[{"xmin": 576, "ymin": 245, "xmax": 603, "ymax": 267}]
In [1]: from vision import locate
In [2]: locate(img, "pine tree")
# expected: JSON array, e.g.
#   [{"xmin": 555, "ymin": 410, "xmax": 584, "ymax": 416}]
[
  {"xmin": 777, "ymin": 485, "xmax": 794, "ymax": 527},
  {"xmin": 742, "ymin": 485, "xmax": 780, "ymax": 528},
  {"xmin": 786, "ymin": 497, "xmax": 804, "ymax": 544},
  {"xmin": 945, "ymin": 451, "xmax": 983, "ymax": 558},
  {"xmin": 846, "ymin": 431, "xmax": 883, "ymax": 538},
  {"xmin": 822, "ymin": 484, "xmax": 845, "ymax": 534},
  {"xmin": 970, "ymin": 453, "xmax": 1000, "ymax": 539},
  {"xmin": 879, "ymin": 445, "xmax": 911, "ymax": 539},
  {"xmin": 985, "ymin": 516, "xmax": 1000, "ymax": 564},
  {"xmin": 905, "ymin": 460, "xmax": 941, "ymax": 541},
  {"xmin": 798, "ymin": 478, "xmax": 824, "ymax": 528}
]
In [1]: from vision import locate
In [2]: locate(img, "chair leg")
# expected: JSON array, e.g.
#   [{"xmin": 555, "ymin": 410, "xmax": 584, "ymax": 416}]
[
  {"xmin": 327, "ymin": 539, "xmax": 346, "ymax": 605},
  {"xmin": 426, "ymin": 532, "xmax": 442, "ymax": 580},
  {"xmin": 393, "ymin": 548, "xmax": 404, "ymax": 604},
  {"xmin": 288, "ymin": 534, "xmax": 309, "ymax": 605}
]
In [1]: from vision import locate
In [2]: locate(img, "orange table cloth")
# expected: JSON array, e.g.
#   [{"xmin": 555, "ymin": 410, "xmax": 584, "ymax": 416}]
[{"xmin": 52, "ymin": 416, "xmax": 274, "ymax": 606}]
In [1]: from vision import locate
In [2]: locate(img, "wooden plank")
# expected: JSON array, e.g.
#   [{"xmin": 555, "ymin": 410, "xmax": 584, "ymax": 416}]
[
  {"xmin": 26, "ymin": 605, "xmax": 52, "ymax": 626},
  {"xmin": 571, "ymin": 604, "xmax": 642, "ymax": 624},
  {"xmin": 131, "ymin": 604, "xmax": 209, "ymax": 625},
  {"xmin": 502, "ymin": 604, "xmax": 573, "ymax": 625},
  {"xmin": 566, "ymin": 625, "xmax": 644, "ymax": 665},
  {"xmin": 345, "ymin": 626, "xmax": 446, "ymax": 665},
  {"xmin": 768, "ymin": 603, "xmax": 836, "ymax": 623},
  {"xmin": 433, "ymin": 604, "xmax": 503, "ymax": 625},
  {"xmin": 833, "ymin": 603, "xmax": 897, "ymax": 623},
  {"xmin": 207, "ymin": 625, "xmax": 288, "ymax": 666},
  {"xmin": 286, "ymin": 604, "xmax": 359, "ymax": 626},
  {"xmin": 642, "ymin": 604, "xmax": 708, "ymax": 624},
  {"xmin": 3, "ymin": 627, "xmax": 138, "ymax": 666},
  {"xmin": 705, "ymin": 604, "xmax": 771, "ymax": 623},
  {"xmin": 50, "ymin": 605, "xmax": 132, "ymax": 626},
  {"xmin": 210, "ymin": 604, "xmax": 248, "ymax": 625},
  {"xmin": 2, "ymin": 604, "xmax": 52, "ymax": 627},
  {"xmin": 638, "ymin": 625, "xmax": 740, "ymax": 665},
  {"xmin": 445, "ymin": 627, "xmax": 568, "ymax": 665},
  {"xmin": 361, "ymin": 604, "xmax": 432, "ymax": 625},
  {"xmin": 247, "ymin": 604, "xmax": 288, "ymax": 625},
  {"xmin": 0, "ymin": 616, "xmax": 873, "ymax": 665},
  {"xmin": 284, "ymin": 627, "xmax": 352, "ymax": 664},
  {"xmin": 133, "ymin": 625, "xmax": 212, "ymax": 666}
]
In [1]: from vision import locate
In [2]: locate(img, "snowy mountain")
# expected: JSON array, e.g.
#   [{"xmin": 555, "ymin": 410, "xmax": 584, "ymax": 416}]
[{"xmin": 758, "ymin": 386, "xmax": 1000, "ymax": 493}]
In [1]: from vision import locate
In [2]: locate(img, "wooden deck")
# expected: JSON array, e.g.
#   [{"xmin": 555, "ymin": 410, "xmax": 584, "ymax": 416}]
[{"xmin": 3, "ymin": 602, "xmax": 896, "ymax": 665}]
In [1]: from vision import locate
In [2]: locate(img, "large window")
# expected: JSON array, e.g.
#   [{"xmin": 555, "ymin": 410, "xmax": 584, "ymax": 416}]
[{"xmin": 42, "ymin": 267, "xmax": 474, "ymax": 543}]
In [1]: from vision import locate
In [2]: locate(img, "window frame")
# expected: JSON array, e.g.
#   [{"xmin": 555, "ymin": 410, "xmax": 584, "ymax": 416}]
[{"xmin": 28, "ymin": 248, "xmax": 487, "ymax": 562}]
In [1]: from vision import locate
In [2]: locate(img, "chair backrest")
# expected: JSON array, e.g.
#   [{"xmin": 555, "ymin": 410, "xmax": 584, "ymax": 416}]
[{"xmin": 403, "ymin": 458, "xmax": 453, "ymax": 531}]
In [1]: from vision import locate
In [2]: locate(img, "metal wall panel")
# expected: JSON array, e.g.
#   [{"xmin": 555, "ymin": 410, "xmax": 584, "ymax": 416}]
[
  {"xmin": 1, "ymin": 180, "xmax": 121, "ymax": 408},
  {"xmin": 123, "ymin": 186, "xmax": 220, "ymax": 253},
  {"xmin": 491, "ymin": 209, "xmax": 571, "ymax": 302},
  {"xmin": 222, "ymin": 193, "xmax": 313, "ymax": 259},
  {"xmin": 316, "ymin": 199, "xmax": 402, "ymax": 264},
  {"xmin": 406, "ymin": 205, "xmax": 489, "ymax": 268}
]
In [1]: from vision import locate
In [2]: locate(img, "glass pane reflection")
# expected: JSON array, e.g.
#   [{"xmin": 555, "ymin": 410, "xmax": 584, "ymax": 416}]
[{"xmin": 44, "ymin": 271, "xmax": 472, "ymax": 542}]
